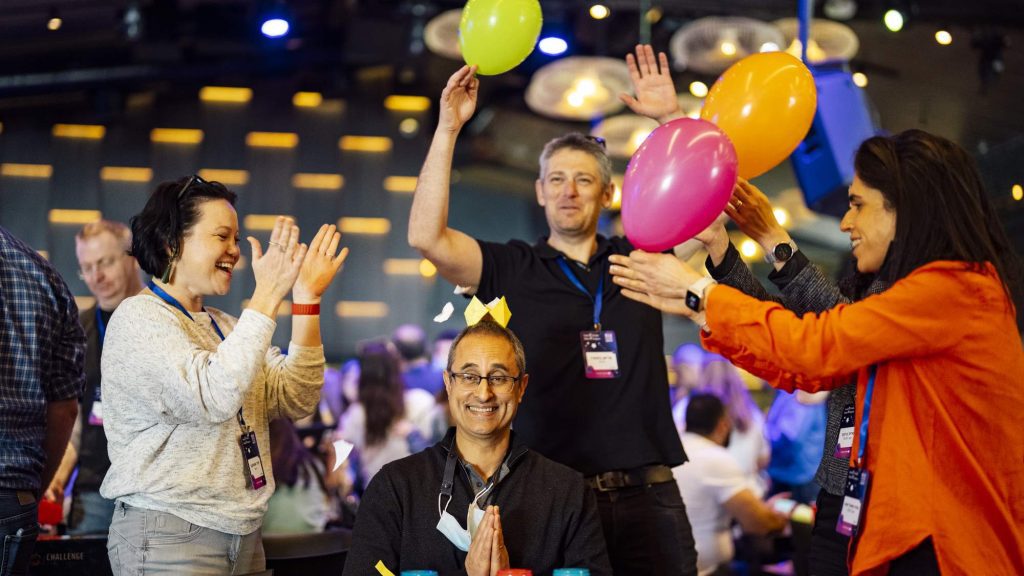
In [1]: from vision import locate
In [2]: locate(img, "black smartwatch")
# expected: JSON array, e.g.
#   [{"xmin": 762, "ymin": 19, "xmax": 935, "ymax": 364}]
[
  {"xmin": 685, "ymin": 277, "xmax": 717, "ymax": 313},
  {"xmin": 764, "ymin": 241, "xmax": 797, "ymax": 265}
]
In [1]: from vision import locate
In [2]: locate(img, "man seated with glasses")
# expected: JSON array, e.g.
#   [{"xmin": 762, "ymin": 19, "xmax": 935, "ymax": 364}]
[
  {"xmin": 343, "ymin": 316, "xmax": 611, "ymax": 576},
  {"xmin": 409, "ymin": 60, "xmax": 696, "ymax": 575},
  {"xmin": 42, "ymin": 220, "xmax": 143, "ymax": 534}
]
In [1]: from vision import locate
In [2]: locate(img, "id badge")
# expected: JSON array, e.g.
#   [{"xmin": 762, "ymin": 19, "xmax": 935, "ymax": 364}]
[
  {"xmin": 239, "ymin": 430, "xmax": 267, "ymax": 490},
  {"xmin": 88, "ymin": 386, "xmax": 104, "ymax": 426},
  {"xmin": 836, "ymin": 466, "xmax": 871, "ymax": 536},
  {"xmin": 834, "ymin": 404, "xmax": 855, "ymax": 459},
  {"xmin": 580, "ymin": 330, "xmax": 619, "ymax": 379}
]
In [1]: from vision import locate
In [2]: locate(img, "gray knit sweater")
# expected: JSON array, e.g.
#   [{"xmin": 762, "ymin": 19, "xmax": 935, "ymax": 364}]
[{"xmin": 99, "ymin": 293, "xmax": 325, "ymax": 535}]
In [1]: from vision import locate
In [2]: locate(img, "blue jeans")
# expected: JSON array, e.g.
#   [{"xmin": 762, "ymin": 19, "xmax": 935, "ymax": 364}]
[
  {"xmin": 108, "ymin": 501, "xmax": 265, "ymax": 575},
  {"xmin": 69, "ymin": 491, "xmax": 116, "ymax": 535},
  {"xmin": 0, "ymin": 490, "xmax": 39, "ymax": 576},
  {"xmin": 594, "ymin": 481, "xmax": 698, "ymax": 576}
]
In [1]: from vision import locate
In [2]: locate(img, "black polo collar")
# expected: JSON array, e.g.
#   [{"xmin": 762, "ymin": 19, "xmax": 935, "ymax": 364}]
[{"xmin": 532, "ymin": 235, "xmax": 614, "ymax": 268}]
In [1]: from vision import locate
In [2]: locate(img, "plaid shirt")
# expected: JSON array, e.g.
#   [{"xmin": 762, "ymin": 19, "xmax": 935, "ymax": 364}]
[{"xmin": 0, "ymin": 226, "xmax": 86, "ymax": 490}]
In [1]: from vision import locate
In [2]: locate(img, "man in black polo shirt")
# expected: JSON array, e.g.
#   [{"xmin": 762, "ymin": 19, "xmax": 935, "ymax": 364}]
[{"xmin": 409, "ymin": 64, "xmax": 696, "ymax": 575}]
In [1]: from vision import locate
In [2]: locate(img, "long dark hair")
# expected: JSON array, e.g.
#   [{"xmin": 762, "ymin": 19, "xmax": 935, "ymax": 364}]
[
  {"xmin": 130, "ymin": 176, "xmax": 237, "ymax": 277},
  {"xmin": 269, "ymin": 418, "xmax": 326, "ymax": 492},
  {"xmin": 853, "ymin": 129, "xmax": 1023, "ymax": 314},
  {"xmin": 358, "ymin": 342, "xmax": 405, "ymax": 447}
]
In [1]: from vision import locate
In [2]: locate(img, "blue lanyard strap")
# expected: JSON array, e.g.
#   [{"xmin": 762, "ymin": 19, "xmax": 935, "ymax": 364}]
[
  {"xmin": 95, "ymin": 307, "xmax": 107, "ymax": 343},
  {"xmin": 556, "ymin": 257, "xmax": 604, "ymax": 330},
  {"xmin": 856, "ymin": 365, "xmax": 878, "ymax": 466},
  {"xmin": 148, "ymin": 281, "xmax": 244, "ymax": 427},
  {"xmin": 148, "ymin": 281, "xmax": 225, "ymax": 340}
]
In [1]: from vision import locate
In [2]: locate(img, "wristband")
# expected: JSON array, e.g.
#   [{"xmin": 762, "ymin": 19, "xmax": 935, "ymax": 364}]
[{"xmin": 292, "ymin": 302, "xmax": 321, "ymax": 316}]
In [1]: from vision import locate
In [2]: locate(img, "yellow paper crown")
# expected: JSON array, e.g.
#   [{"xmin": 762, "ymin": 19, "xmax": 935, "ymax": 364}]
[{"xmin": 464, "ymin": 296, "xmax": 512, "ymax": 328}]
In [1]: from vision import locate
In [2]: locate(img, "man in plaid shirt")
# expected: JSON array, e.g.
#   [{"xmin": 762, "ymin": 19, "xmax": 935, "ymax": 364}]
[{"xmin": 0, "ymin": 225, "xmax": 85, "ymax": 575}]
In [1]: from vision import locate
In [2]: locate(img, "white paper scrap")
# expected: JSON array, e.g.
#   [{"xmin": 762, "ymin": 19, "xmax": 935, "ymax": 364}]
[
  {"xmin": 433, "ymin": 302, "xmax": 455, "ymax": 323},
  {"xmin": 332, "ymin": 439, "xmax": 354, "ymax": 472}
]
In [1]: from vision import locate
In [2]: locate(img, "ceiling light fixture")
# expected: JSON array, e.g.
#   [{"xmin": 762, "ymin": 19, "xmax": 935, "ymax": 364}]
[{"xmin": 883, "ymin": 9, "xmax": 905, "ymax": 33}]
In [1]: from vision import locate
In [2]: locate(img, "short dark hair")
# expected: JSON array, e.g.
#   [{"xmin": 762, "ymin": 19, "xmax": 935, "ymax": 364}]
[
  {"xmin": 446, "ymin": 318, "xmax": 526, "ymax": 377},
  {"xmin": 854, "ymin": 130, "xmax": 1023, "ymax": 316},
  {"xmin": 130, "ymin": 176, "xmax": 237, "ymax": 277},
  {"xmin": 685, "ymin": 393, "xmax": 726, "ymax": 436},
  {"xmin": 391, "ymin": 323, "xmax": 426, "ymax": 362}
]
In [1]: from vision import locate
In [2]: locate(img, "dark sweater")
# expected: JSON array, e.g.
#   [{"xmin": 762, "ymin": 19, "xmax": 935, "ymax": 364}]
[{"xmin": 343, "ymin": 430, "xmax": 612, "ymax": 576}]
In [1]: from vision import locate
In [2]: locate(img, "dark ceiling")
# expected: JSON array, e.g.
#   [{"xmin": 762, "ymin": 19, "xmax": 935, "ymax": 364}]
[{"xmin": 1, "ymin": 1, "xmax": 1022, "ymax": 154}]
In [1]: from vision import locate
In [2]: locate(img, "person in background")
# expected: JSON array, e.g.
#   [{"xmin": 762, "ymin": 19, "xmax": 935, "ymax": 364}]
[
  {"xmin": 765, "ymin": 390, "xmax": 827, "ymax": 504},
  {"xmin": 43, "ymin": 220, "xmax": 143, "ymax": 535},
  {"xmin": 264, "ymin": 419, "xmax": 330, "ymax": 534},
  {"xmin": 670, "ymin": 342, "xmax": 705, "ymax": 431},
  {"xmin": 430, "ymin": 329, "xmax": 460, "ymax": 372},
  {"xmin": 393, "ymin": 323, "xmax": 444, "ymax": 396},
  {"xmin": 101, "ymin": 176, "xmax": 348, "ymax": 574},
  {"xmin": 0, "ymin": 225, "xmax": 85, "ymax": 576},
  {"xmin": 336, "ymin": 342, "xmax": 434, "ymax": 492},
  {"xmin": 674, "ymin": 393, "xmax": 787, "ymax": 576},
  {"xmin": 698, "ymin": 358, "xmax": 770, "ymax": 496},
  {"xmin": 344, "ymin": 318, "xmax": 611, "ymax": 576}
]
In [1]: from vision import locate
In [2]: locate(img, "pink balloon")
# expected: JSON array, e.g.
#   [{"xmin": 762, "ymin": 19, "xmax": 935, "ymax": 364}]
[{"xmin": 621, "ymin": 118, "xmax": 738, "ymax": 252}]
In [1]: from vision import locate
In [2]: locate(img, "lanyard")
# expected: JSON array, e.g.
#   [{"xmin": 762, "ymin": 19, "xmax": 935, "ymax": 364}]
[
  {"xmin": 556, "ymin": 257, "xmax": 604, "ymax": 330},
  {"xmin": 148, "ymin": 281, "xmax": 245, "ymax": 427},
  {"xmin": 95, "ymin": 307, "xmax": 107, "ymax": 343},
  {"xmin": 856, "ymin": 365, "xmax": 878, "ymax": 467}
]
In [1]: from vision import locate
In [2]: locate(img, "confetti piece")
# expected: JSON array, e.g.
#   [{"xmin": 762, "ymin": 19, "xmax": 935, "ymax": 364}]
[
  {"xmin": 375, "ymin": 560, "xmax": 396, "ymax": 576},
  {"xmin": 433, "ymin": 301, "xmax": 455, "ymax": 323},
  {"xmin": 332, "ymin": 439, "xmax": 354, "ymax": 472}
]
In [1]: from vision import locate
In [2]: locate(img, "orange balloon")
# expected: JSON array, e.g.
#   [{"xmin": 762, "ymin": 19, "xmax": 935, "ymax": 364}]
[{"xmin": 700, "ymin": 52, "xmax": 817, "ymax": 179}]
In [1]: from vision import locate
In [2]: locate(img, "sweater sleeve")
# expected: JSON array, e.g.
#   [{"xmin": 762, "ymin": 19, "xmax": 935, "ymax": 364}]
[
  {"xmin": 701, "ymin": 264, "xmax": 983, "ymax": 382},
  {"xmin": 103, "ymin": 297, "xmax": 276, "ymax": 425},
  {"xmin": 343, "ymin": 468, "xmax": 404, "ymax": 576},
  {"xmin": 561, "ymin": 480, "xmax": 614, "ymax": 576},
  {"xmin": 263, "ymin": 342, "xmax": 326, "ymax": 421}
]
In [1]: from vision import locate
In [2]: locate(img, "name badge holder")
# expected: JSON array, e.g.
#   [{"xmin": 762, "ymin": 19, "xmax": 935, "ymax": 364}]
[
  {"xmin": 834, "ymin": 404, "xmax": 856, "ymax": 459},
  {"xmin": 836, "ymin": 366, "xmax": 877, "ymax": 537},
  {"xmin": 89, "ymin": 308, "xmax": 108, "ymax": 425},
  {"xmin": 148, "ymin": 281, "xmax": 267, "ymax": 491},
  {"xmin": 556, "ymin": 258, "xmax": 619, "ymax": 379}
]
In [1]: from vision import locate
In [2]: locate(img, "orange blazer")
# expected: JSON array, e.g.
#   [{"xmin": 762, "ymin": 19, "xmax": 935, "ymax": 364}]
[{"xmin": 702, "ymin": 261, "xmax": 1024, "ymax": 576}]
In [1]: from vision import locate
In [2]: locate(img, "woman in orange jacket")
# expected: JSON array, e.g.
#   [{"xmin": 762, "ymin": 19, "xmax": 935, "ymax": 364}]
[{"xmin": 609, "ymin": 129, "xmax": 1024, "ymax": 576}]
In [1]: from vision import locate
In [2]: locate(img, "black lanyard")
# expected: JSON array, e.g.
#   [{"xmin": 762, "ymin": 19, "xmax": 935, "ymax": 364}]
[
  {"xmin": 147, "ymin": 281, "xmax": 248, "ymax": 429},
  {"xmin": 556, "ymin": 257, "xmax": 604, "ymax": 330}
]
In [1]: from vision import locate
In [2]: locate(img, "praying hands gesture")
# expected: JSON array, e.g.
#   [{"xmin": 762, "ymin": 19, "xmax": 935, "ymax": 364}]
[
  {"xmin": 619, "ymin": 44, "xmax": 683, "ymax": 124},
  {"xmin": 465, "ymin": 506, "xmax": 511, "ymax": 576}
]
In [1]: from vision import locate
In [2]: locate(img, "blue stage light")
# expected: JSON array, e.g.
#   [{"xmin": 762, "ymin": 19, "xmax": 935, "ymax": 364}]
[
  {"xmin": 261, "ymin": 17, "xmax": 290, "ymax": 38},
  {"xmin": 538, "ymin": 37, "xmax": 568, "ymax": 56}
]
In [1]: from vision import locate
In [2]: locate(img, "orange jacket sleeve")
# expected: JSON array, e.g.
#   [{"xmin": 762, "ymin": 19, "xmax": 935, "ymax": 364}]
[{"xmin": 700, "ymin": 262, "xmax": 988, "ymax": 385}]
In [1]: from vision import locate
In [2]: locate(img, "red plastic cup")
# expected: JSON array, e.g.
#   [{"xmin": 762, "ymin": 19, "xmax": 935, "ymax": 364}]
[
  {"xmin": 497, "ymin": 570, "xmax": 532, "ymax": 576},
  {"xmin": 38, "ymin": 498, "xmax": 63, "ymax": 525}
]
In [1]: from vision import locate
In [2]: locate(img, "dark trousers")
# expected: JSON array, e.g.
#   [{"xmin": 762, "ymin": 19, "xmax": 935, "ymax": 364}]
[
  {"xmin": 593, "ymin": 480, "xmax": 697, "ymax": 576},
  {"xmin": 0, "ymin": 490, "xmax": 38, "ymax": 576},
  {"xmin": 808, "ymin": 491, "xmax": 850, "ymax": 576}
]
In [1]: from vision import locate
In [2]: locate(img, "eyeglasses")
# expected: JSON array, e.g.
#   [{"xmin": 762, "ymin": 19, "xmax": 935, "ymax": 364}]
[
  {"xmin": 177, "ymin": 174, "xmax": 208, "ymax": 201},
  {"xmin": 585, "ymin": 135, "xmax": 607, "ymax": 149},
  {"xmin": 448, "ymin": 372, "xmax": 521, "ymax": 392},
  {"xmin": 78, "ymin": 254, "xmax": 124, "ymax": 280}
]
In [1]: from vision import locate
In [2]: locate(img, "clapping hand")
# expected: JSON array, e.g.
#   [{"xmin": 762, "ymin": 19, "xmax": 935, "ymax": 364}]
[
  {"xmin": 293, "ymin": 224, "xmax": 348, "ymax": 304},
  {"xmin": 248, "ymin": 217, "xmax": 307, "ymax": 310}
]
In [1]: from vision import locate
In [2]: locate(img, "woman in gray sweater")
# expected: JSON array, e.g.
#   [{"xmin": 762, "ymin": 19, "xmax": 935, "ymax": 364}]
[{"xmin": 100, "ymin": 175, "xmax": 347, "ymax": 575}]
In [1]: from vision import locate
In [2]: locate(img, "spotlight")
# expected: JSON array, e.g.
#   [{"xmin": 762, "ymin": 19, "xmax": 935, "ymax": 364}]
[
  {"xmin": 935, "ymin": 30, "xmax": 952, "ymax": 45},
  {"xmin": 47, "ymin": 7, "xmax": 62, "ymax": 31},
  {"xmin": 538, "ymin": 37, "xmax": 568, "ymax": 56},
  {"xmin": 259, "ymin": 2, "xmax": 291, "ymax": 39},
  {"xmin": 589, "ymin": 4, "xmax": 610, "ymax": 20},
  {"xmin": 1013, "ymin": 184, "xmax": 1023, "ymax": 201},
  {"xmin": 852, "ymin": 72, "xmax": 868, "ymax": 87},
  {"xmin": 689, "ymin": 81, "xmax": 708, "ymax": 98},
  {"xmin": 883, "ymin": 9, "xmax": 904, "ymax": 32}
]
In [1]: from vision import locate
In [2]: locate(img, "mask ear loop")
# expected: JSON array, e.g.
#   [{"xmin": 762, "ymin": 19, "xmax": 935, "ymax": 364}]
[{"xmin": 438, "ymin": 492, "xmax": 453, "ymax": 519}]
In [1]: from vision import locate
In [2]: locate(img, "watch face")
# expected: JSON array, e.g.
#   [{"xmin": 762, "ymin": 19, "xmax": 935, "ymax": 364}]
[
  {"xmin": 774, "ymin": 243, "xmax": 794, "ymax": 262},
  {"xmin": 685, "ymin": 291, "xmax": 701, "ymax": 312}
]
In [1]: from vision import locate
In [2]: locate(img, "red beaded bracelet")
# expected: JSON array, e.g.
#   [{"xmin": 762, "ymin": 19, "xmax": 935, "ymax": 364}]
[{"xmin": 292, "ymin": 302, "xmax": 321, "ymax": 316}]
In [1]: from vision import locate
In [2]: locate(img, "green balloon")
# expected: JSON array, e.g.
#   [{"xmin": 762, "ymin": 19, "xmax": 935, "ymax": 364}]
[{"xmin": 459, "ymin": 0, "xmax": 543, "ymax": 76}]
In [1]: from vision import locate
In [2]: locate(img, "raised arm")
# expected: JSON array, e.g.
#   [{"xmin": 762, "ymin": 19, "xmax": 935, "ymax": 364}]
[
  {"xmin": 619, "ymin": 44, "xmax": 684, "ymax": 124},
  {"xmin": 408, "ymin": 65, "xmax": 484, "ymax": 291}
]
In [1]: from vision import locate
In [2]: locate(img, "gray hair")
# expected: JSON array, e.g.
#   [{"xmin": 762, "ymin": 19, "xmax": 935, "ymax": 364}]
[
  {"xmin": 538, "ymin": 132, "xmax": 613, "ymax": 188},
  {"xmin": 446, "ymin": 318, "xmax": 527, "ymax": 378}
]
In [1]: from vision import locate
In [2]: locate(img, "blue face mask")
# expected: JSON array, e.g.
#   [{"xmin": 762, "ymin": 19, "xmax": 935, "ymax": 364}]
[{"xmin": 436, "ymin": 483, "xmax": 492, "ymax": 552}]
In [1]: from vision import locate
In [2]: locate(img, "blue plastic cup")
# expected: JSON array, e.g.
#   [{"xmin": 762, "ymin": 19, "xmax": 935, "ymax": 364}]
[{"xmin": 553, "ymin": 570, "xmax": 590, "ymax": 576}]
